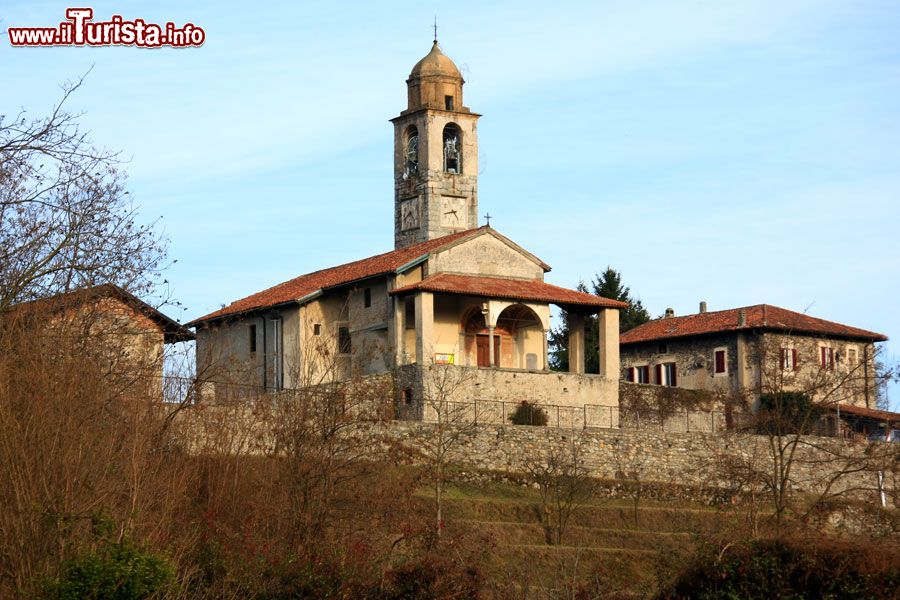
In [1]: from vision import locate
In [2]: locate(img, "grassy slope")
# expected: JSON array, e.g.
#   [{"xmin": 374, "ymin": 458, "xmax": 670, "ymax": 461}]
[{"xmin": 415, "ymin": 480, "xmax": 747, "ymax": 596}]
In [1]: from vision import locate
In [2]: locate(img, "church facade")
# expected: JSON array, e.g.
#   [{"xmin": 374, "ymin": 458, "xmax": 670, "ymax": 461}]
[{"xmin": 187, "ymin": 42, "xmax": 625, "ymax": 410}]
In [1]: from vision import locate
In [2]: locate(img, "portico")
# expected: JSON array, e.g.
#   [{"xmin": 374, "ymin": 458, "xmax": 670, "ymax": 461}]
[{"xmin": 388, "ymin": 273, "xmax": 624, "ymax": 377}]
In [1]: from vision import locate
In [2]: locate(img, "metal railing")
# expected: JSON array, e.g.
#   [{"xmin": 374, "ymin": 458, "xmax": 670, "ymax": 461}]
[
  {"xmin": 396, "ymin": 398, "xmax": 741, "ymax": 433},
  {"xmin": 164, "ymin": 377, "xmax": 867, "ymax": 439}
]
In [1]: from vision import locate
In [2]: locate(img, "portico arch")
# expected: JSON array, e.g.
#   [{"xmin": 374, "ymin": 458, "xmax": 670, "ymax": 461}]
[{"xmin": 460, "ymin": 303, "xmax": 545, "ymax": 369}]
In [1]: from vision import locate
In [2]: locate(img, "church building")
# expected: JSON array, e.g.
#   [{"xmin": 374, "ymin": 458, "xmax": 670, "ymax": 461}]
[{"xmin": 187, "ymin": 41, "xmax": 625, "ymax": 410}]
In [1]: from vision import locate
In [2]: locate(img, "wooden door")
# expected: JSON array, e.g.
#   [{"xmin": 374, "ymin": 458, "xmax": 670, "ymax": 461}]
[{"xmin": 475, "ymin": 335, "xmax": 500, "ymax": 367}]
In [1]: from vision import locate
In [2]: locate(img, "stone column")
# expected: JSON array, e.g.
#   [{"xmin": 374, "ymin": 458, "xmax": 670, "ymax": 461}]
[
  {"xmin": 598, "ymin": 309, "xmax": 620, "ymax": 379},
  {"xmin": 542, "ymin": 330, "xmax": 549, "ymax": 371},
  {"xmin": 567, "ymin": 312, "xmax": 585, "ymax": 374},
  {"xmin": 415, "ymin": 291, "xmax": 434, "ymax": 365},
  {"xmin": 390, "ymin": 292, "xmax": 405, "ymax": 367},
  {"xmin": 735, "ymin": 333, "xmax": 747, "ymax": 394},
  {"xmin": 488, "ymin": 325, "xmax": 495, "ymax": 367}
]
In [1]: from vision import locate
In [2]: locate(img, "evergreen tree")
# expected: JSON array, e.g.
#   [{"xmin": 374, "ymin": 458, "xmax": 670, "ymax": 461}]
[{"xmin": 549, "ymin": 267, "xmax": 650, "ymax": 373}]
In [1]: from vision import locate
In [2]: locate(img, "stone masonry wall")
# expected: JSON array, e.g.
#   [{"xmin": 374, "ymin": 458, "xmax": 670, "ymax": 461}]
[
  {"xmin": 384, "ymin": 421, "xmax": 894, "ymax": 504},
  {"xmin": 173, "ymin": 400, "xmax": 895, "ymax": 506}
]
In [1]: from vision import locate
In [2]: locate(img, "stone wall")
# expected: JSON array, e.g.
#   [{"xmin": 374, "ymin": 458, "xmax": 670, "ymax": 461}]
[
  {"xmin": 397, "ymin": 364, "xmax": 619, "ymax": 415},
  {"xmin": 385, "ymin": 421, "xmax": 894, "ymax": 504},
  {"xmin": 172, "ymin": 401, "xmax": 895, "ymax": 507}
]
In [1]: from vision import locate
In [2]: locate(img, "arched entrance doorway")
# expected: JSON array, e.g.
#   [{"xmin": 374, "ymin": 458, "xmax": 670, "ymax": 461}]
[
  {"xmin": 461, "ymin": 304, "xmax": 543, "ymax": 369},
  {"xmin": 462, "ymin": 308, "xmax": 503, "ymax": 367}
]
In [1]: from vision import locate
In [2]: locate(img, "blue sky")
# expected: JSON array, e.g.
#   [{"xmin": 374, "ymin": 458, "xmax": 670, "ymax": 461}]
[{"xmin": 3, "ymin": 1, "xmax": 899, "ymax": 406}]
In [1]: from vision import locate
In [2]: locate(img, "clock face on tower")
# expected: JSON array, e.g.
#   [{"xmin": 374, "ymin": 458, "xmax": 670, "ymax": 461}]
[
  {"xmin": 440, "ymin": 196, "xmax": 467, "ymax": 228},
  {"xmin": 400, "ymin": 197, "xmax": 419, "ymax": 231}
]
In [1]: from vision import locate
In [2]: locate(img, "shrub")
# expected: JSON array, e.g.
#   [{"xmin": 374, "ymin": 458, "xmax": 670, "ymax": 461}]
[
  {"xmin": 656, "ymin": 534, "xmax": 900, "ymax": 600},
  {"xmin": 757, "ymin": 391, "xmax": 820, "ymax": 434},
  {"xmin": 42, "ymin": 539, "xmax": 173, "ymax": 600},
  {"xmin": 509, "ymin": 401, "xmax": 549, "ymax": 426},
  {"xmin": 383, "ymin": 554, "xmax": 482, "ymax": 599}
]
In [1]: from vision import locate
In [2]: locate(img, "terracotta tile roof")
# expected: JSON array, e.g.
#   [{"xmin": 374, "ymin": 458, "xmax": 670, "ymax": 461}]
[
  {"xmin": 188, "ymin": 227, "xmax": 489, "ymax": 326},
  {"xmin": 832, "ymin": 403, "xmax": 900, "ymax": 424},
  {"xmin": 7, "ymin": 284, "xmax": 194, "ymax": 343},
  {"xmin": 620, "ymin": 304, "xmax": 887, "ymax": 345},
  {"xmin": 389, "ymin": 273, "xmax": 629, "ymax": 309}
]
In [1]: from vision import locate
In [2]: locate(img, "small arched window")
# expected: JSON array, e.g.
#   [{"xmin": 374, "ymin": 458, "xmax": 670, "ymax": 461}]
[
  {"xmin": 443, "ymin": 124, "xmax": 462, "ymax": 174},
  {"xmin": 405, "ymin": 126, "xmax": 418, "ymax": 177}
]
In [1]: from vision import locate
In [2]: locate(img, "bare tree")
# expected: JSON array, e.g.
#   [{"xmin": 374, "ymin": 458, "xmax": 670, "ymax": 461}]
[
  {"xmin": 717, "ymin": 337, "xmax": 899, "ymax": 533},
  {"xmin": 406, "ymin": 361, "xmax": 477, "ymax": 539},
  {"xmin": 609, "ymin": 436, "xmax": 651, "ymax": 529},
  {"xmin": 520, "ymin": 436, "xmax": 596, "ymax": 545},
  {"xmin": 0, "ymin": 71, "xmax": 168, "ymax": 312}
]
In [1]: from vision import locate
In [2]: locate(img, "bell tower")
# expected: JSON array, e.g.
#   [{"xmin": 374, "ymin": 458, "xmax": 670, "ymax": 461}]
[{"xmin": 391, "ymin": 40, "xmax": 480, "ymax": 249}]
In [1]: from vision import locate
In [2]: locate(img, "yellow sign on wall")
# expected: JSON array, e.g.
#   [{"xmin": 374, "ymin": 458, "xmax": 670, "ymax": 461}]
[{"xmin": 434, "ymin": 353, "xmax": 455, "ymax": 365}]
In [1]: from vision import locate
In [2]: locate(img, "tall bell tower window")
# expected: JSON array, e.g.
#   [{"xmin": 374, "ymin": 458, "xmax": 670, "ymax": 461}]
[
  {"xmin": 443, "ymin": 124, "xmax": 461, "ymax": 174},
  {"xmin": 444, "ymin": 95, "xmax": 454, "ymax": 110},
  {"xmin": 405, "ymin": 126, "xmax": 418, "ymax": 177}
]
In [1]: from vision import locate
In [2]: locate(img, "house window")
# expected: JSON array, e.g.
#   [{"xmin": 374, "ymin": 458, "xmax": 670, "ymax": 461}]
[
  {"xmin": 820, "ymin": 346, "xmax": 834, "ymax": 370},
  {"xmin": 656, "ymin": 363, "xmax": 678, "ymax": 387},
  {"xmin": 635, "ymin": 365, "xmax": 650, "ymax": 384},
  {"xmin": 657, "ymin": 342, "xmax": 668, "ymax": 354},
  {"xmin": 313, "ymin": 323, "xmax": 321, "ymax": 336},
  {"xmin": 625, "ymin": 367, "xmax": 634, "ymax": 382},
  {"xmin": 338, "ymin": 326, "xmax": 351, "ymax": 355},
  {"xmin": 444, "ymin": 95, "xmax": 454, "ymax": 110},
  {"xmin": 780, "ymin": 347, "xmax": 797, "ymax": 371},
  {"xmin": 364, "ymin": 287, "xmax": 372, "ymax": 308},
  {"xmin": 249, "ymin": 324, "xmax": 257, "ymax": 353},
  {"xmin": 847, "ymin": 347, "xmax": 858, "ymax": 366},
  {"xmin": 403, "ymin": 387, "xmax": 414, "ymax": 405},
  {"xmin": 714, "ymin": 348, "xmax": 727, "ymax": 375}
]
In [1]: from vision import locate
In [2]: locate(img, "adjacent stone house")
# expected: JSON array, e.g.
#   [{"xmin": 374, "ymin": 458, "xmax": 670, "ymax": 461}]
[
  {"xmin": 187, "ymin": 41, "xmax": 626, "ymax": 410},
  {"xmin": 6, "ymin": 284, "xmax": 193, "ymax": 389},
  {"xmin": 619, "ymin": 303, "xmax": 888, "ymax": 409}
]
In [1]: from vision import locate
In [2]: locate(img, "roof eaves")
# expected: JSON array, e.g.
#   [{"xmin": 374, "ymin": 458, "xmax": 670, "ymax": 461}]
[
  {"xmin": 187, "ymin": 298, "xmax": 302, "ymax": 328},
  {"xmin": 395, "ymin": 254, "xmax": 429, "ymax": 274},
  {"xmin": 296, "ymin": 289, "xmax": 323, "ymax": 306}
]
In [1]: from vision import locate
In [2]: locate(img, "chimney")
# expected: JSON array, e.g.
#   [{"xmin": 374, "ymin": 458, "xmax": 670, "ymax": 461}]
[
  {"xmin": 699, "ymin": 301, "xmax": 707, "ymax": 314},
  {"xmin": 664, "ymin": 308, "xmax": 675, "ymax": 318},
  {"xmin": 738, "ymin": 309, "xmax": 746, "ymax": 327}
]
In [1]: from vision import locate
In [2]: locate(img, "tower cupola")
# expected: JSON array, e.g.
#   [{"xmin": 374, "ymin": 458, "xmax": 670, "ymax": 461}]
[
  {"xmin": 391, "ymin": 41, "xmax": 480, "ymax": 249},
  {"xmin": 405, "ymin": 41, "xmax": 466, "ymax": 113}
]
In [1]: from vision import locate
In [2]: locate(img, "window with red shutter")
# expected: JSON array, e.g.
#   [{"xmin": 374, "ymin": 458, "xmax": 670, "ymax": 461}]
[
  {"xmin": 820, "ymin": 346, "xmax": 834, "ymax": 370},
  {"xmin": 781, "ymin": 347, "xmax": 796, "ymax": 371},
  {"xmin": 662, "ymin": 362, "xmax": 677, "ymax": 386},
  {"xmin": 655, "ymin": 364, "xmax": 662, "ymax": 385},
  {"xmin": 636, "ymin": 365, "xmax": 649, "ymax": 383},
  {"xmin": 626, "ymin": 367, "xmax": 635, "ymax": 382},
  {"xmin": 714, "ymin": 349, "xmax": 726, "ymax": 374}
]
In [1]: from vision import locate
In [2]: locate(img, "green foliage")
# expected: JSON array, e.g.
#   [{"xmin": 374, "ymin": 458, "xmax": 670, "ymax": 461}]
[
  {"xmin": 508, "ymin": 401, "xmax": 549, "ymax": 426},
  {"xmin": 549, "ymin": 267, "xmax": 651, "ymax": 372},
  {"xmin": 42, "ymin": 539, "xmax": 173, "ymax": 600},
  {"xmin": 758, "ymin": 391, "xmax": 820, "ymax": 435},
  {"xmin": 656, "ymin": 535, "xmax": 900, "ymax": 600}
]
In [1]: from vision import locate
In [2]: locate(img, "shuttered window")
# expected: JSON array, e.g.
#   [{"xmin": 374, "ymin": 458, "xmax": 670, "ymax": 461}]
[
  {"xmin": 714, "ymin": 349, "xmax": 726, "ymax": 374},
  {"xmin": 820, "ymin": 346, "xmax": 834, "ymax": 370},
  {"xmin": 781, "ymin": 348, "xmax": 798, "ymax": 371}
]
